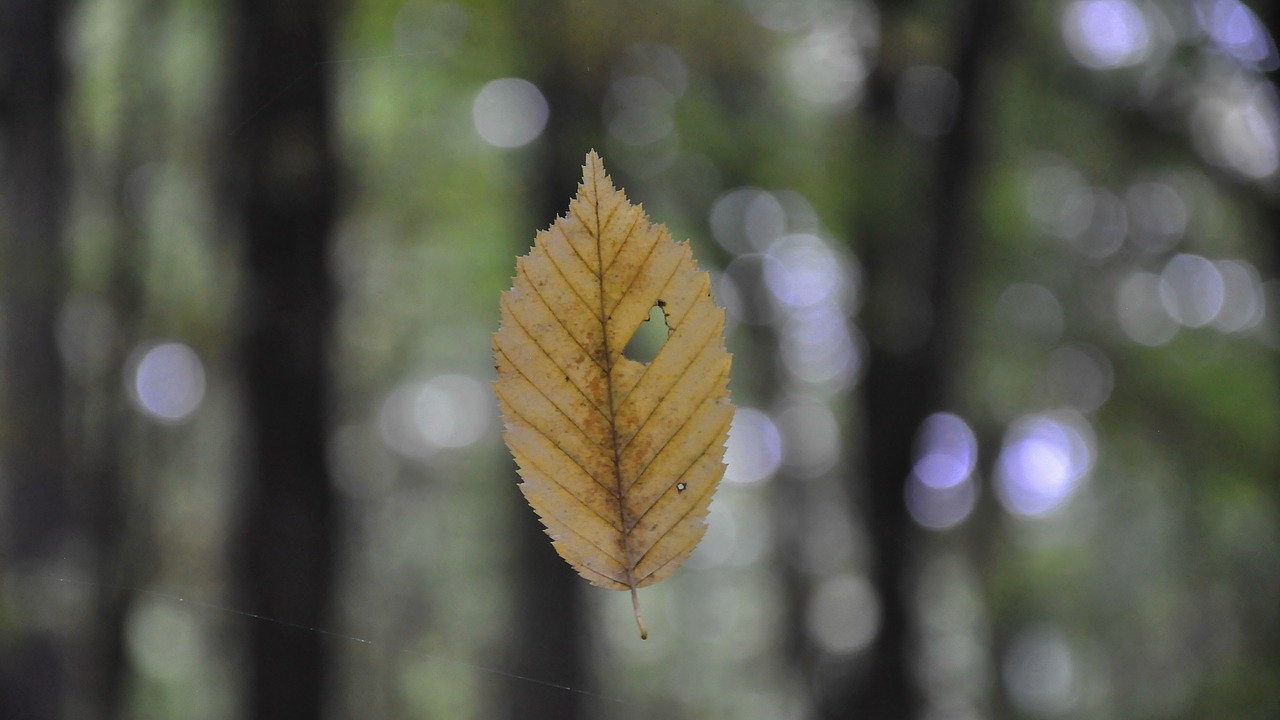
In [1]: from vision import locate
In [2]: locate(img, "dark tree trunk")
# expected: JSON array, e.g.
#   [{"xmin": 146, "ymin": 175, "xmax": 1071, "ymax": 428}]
[
  {"xmin": 501, "ymin": 6, "xmax": 606, "ymax": 718},
  {"xmin": 502, "ymin": 157, "xmax": 591, "ymax": 713},
  {"xmin": 505, "ymin": 503, "xmax": 590, "ymax": 719},
  {"xmin": 224, "ymin": 1, "xmax": 339, "ymax": 718},
  {"xmin": 821, "ymin": 1, "xmax": 1005, "ymax": 718},
  {"xmin": 82, "ymin": 243, "xmax": 143, "ymax": 720},
  {"xmin": 501, "ymin": 14, "xmax": 596, "ymax": 717},
  {"xmin": 0, "ymin": 0, "xmax": 70, "ymax": 717},
  {"xmin": 1245, "ymin": 0, "xmax": 1280, "ymax": 689}
]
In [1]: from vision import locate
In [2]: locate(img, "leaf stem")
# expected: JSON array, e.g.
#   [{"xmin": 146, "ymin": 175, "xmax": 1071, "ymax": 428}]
[{"xmin": 630, "ymin": 586, "xmax": 647, "ymax": 640}]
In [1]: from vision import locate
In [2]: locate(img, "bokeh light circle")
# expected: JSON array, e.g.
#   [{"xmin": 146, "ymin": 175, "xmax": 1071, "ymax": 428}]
[
  {"xmin": 472, "ymin": 78, "xmax": 548, "ymax": 148},
  {"xmin": 128, "ymin": 341, "xmax": 207, "ymax": 423}
]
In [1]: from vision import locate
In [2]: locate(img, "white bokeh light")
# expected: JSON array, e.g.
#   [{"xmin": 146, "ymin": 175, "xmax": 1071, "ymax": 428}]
[
  {"xmin": 995, "ymin": 412, "xmax": 1095, "ymax": 518},
  {"xmin": 472, "ymin": 78, "xmax": 548, "ymax": 148},
  {"xmin": 1062, "ymin": 0, "xmax": 1151, "ymax": 69},
  {"xmin": 913, "ymin": 413, "xmax": 978, "ymax": 490},
  {"xmin": 906, "ymin": 473, "xmax": 976, "ymax": 530},
  {"xmin": 765, "ymin": 234, "xmax": 843, "ymax": 309},
  {"xmin": 128, "ymin": 341, "xmax": 206, "ymax": 423},
  {"xmin": 1159, "ymin": 253, "xmax": 1225, "ymax": 328},
  {"xmin": 907, "ymin": 413, "xmax": 978, "ymax": 530},
  {"xmin": 685, "ymin": 491, "xmax": 770, "ymax": 571},
  {"xmin": 710, "ymin": 188, "xmax": 768, "ymax": 255},
  {"xmin": 807, "ymin": 573, "xmax": 880, "ymax": 655},
  {"xmin": 1125, "ymin": 180, "xmax": 1188, "ymax": 253},
  {"xmin": 1070, "ymin": 187, "xmax": 1128, "ymax": 258},
  {"xmin": 379, "ymin": 374, "xmax": 491, "ymax": 461},
  {"xmin": 414, "ymin": 374, "xmax": 489, "ymax": 448},
  {"xmin": 787, "ymin": 25, "xmax": 868, "ymax": 109},
  {"xmin": 1193, "ymin": 78, "xmax": 1280, "ymax": 180},
  {"xmin": 711, "ymin": 187, "xmax": 807, "ymax": 255},
  {"xmin": 723, "ymin": 407, "xmax": 783, "ymax": 485},
  {"xmin": 1116, "ymin": 270, "xmax": 1180, "ymax": 346},
  {"xmin": 1003, "ymin": 625, "xmax": 1080, "ymax": 715},
  {"xmin": 779, "ymin": 305, "xmax": 862, "ymax": 389},
  {"xmin": 1198, "ymin": 0, "xmax": 1278, "ymax": 69},
  {"xmin": 1212, "ymin": 259, "xmax": 1265, "ymax": 332}
]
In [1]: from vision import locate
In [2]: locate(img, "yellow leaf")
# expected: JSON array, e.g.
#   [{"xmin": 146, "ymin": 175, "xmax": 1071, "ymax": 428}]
[{"xmin": 493, "ymin": 151, "xmax": 734, "ymax": 639}]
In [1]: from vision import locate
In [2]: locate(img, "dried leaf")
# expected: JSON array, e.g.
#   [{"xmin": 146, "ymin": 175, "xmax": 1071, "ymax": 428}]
[{"xmin": 493, "ymin": 152, "xmax": 733, "ymax": 639}]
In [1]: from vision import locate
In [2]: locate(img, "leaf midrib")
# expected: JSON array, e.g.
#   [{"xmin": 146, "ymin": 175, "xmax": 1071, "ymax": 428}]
[{"xmin": 588, "ymin": 162, "xmax": 640, "ymax": 594}]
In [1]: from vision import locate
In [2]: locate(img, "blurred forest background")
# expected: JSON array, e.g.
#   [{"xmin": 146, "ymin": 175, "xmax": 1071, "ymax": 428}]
[{"xmin": 2, "ymin": 0, "xmax": 1280, "ymax": 718}]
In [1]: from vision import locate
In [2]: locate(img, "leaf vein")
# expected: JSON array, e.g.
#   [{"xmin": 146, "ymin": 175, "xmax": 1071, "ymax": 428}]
[
  {"xmin": 540, "ymin": 230, "xmax": 602, "ymax": 322},
  {"xmin": 496, "ymin": 345, "xmax": 615, "ymax": 463},
  {"xmin": 513, "ymin": 272, "xmax": 606, "ymax": 375},
  {"xmin": 600, "ymin": 208, "xmax": 645, "ymax": 278},
  {"xmin": 517, "ymin": 449, "xmax": 624, "ymax": 537},
  {"xmin": 502, "ymin": 293, "xmax": 610, "ymax": 422},
  {"xmin": 604, "ymin": 213, "xmax": 664, "ymax": 322},
  {"xmin": 630, "ymin": 429, "xmax": 727, "ymax": 581},
  {"xmin": 565, "ymin": 206, "xmax": 601, "ymax": 274},
  {"xmin": 618, "ymin": 315, "xmax": 721, "ymax": 457},
  {"xmin": 625, "ymin": 364, "xmax": 728, "ymax": 499}
]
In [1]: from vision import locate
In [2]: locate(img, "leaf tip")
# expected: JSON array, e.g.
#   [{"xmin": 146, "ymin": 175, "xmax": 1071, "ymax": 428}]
[
  {"xmin": 582, "ymin": 149, "xmax": 616, "ymax": 192},
  {"xmin": 583, "ymin": 148, "xmax": 603, "ymax": 176}
]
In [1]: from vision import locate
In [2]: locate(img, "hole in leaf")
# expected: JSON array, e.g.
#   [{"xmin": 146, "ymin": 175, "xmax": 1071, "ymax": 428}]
[
  {"xmin": 676, "ymin": 482, "xmax": 687, "ymax": 493},
  {"xmin": 623, "ymin": 301, "xmax": 671, "ymax": 363}
]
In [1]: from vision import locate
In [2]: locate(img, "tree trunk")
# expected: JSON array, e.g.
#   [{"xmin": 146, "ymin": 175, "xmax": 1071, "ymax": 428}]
[
  {"xmin": 224, "ymin": 1, "xmax": 339, "ymax": 718},
  {"xmin": 821, "ymin": 1, "xmax": 1004, "ymax": 717},
  {"xmin": 0, "ymin": 0, "xmax": 70, "ymax": 717},
  {"xmin": 1246, "ymin": 0, "xmax": 1280, "ymax": 694},
  {"xmin": 501, "ymin": 5, "xmax": 606, "ymax": 716}
]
